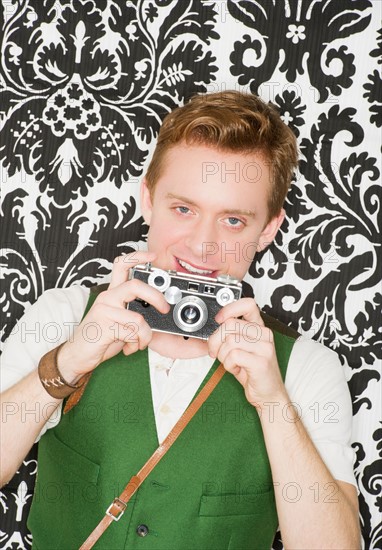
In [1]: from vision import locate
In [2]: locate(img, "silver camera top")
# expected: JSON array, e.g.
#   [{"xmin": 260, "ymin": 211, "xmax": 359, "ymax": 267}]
[{"xmin": 133, "ymin": 262, "xmax": 241, "ymax": 303}]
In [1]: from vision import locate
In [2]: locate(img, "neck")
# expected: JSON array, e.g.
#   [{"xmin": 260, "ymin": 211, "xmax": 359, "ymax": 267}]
[{"xmin": 149, "ymin": 331, "xmax": 209, "ymax": 359}]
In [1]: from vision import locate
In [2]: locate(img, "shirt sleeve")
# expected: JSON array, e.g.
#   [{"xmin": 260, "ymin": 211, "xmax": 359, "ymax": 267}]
[
  {"xmin": 284, "ymin": 336, "xmax": 357, "ymax": 488},
  {"xmin": 0, "ymin": 286, "xmax": 89, "ymax": 438}
]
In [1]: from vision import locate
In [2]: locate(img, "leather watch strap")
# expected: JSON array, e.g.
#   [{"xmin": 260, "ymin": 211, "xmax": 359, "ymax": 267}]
[
  {"xmin": 38, "ymin": 343, "xmax": 88, "ymax": 400},
  {"xmin": 79, "ymin": 362, "xmax": 226, "ymax": 550}
]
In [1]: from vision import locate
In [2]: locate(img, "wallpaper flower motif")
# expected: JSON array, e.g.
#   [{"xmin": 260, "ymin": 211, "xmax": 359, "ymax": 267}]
[
  {"xmin": 0, "ymin": 0, "xmax": 218, "ymax": 200},
  {"xmin": 0, "ymin": 188, "xmax": 148, "ymax": 342},
  {"xmin": 363, "ymin": 28, "xmax": 382, "ymax": 127},
  {"xmin": 273, "ymin": 90, "xmax": 306, "ymax": 137},
  {"xmin": 228, "ymin": 0, "xmax": 372, "ymax": 100}
]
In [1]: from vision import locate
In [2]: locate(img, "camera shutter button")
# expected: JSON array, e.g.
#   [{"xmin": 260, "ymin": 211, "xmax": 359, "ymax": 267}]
[{"xmin": 165, "ymin": 286, "xmax": 182, "ymax": 305}]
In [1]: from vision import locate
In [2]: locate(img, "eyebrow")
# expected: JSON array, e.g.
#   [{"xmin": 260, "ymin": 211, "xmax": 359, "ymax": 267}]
[{"xmin": 165, "ymin": 193, "xmax": 257, "ymax": 218}]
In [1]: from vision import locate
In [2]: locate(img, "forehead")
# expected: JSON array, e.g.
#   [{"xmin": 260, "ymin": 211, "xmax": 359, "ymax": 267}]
[{"xmin": 155, "ymin": 144, "xmax": 271, "ymax": 203}]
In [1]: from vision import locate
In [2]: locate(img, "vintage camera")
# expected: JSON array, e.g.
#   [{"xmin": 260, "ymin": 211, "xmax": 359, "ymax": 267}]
[{"xmin": 128, "ymin": 263, "xmax": 242, "ymax": 340}]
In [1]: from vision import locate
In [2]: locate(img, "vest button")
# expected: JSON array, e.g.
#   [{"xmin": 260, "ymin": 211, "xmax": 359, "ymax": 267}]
[{"xmin": 136, "ymin": 524, "xmax": 149, "ymax": 537}]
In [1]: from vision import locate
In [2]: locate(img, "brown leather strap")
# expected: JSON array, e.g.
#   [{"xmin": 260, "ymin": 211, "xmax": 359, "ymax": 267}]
[
  {"xmin": 38, "ymin": 343, "xmax": 89, "ymax": 400},
  {"xmin": 63, "ymin": 372, "xmax": 92, "ymax": 413},
  {"xmin": 79, "ymin": 363, "xmax": 226, "ymax": 550}
]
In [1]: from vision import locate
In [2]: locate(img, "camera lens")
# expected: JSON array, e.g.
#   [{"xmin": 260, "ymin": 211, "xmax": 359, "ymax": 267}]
[
  {"xmin": 180, "ymin": 305, "xmax": 201, "ymax": 325},
  {"xmin": 173, "ymin": 296, "xmax": 208, "ymax": 333}
]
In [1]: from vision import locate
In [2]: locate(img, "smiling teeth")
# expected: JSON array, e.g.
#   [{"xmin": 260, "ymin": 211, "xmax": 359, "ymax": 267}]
[{"xmin": 178, "ymin": 259, "xmax": 213, "ymax": 275}]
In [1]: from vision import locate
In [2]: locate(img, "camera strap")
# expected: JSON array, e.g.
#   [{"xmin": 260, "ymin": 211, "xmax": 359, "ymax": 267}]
[{"xmin": 79, "ymin": 362, "xmax": 226, "ymax": 550}]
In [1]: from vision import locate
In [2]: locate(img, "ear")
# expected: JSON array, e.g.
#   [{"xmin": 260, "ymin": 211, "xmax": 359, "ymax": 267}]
[
  {"xmin": 140, "ymin": 178, "xmax": 153, "ymax": 225},
  {"xmin": 256, "ymin": 209, "xmax": 285, "ymax": 252}
]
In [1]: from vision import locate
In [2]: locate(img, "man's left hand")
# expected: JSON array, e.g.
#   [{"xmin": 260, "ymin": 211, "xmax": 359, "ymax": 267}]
[{"xmin": 208, "ymin": 297, "xmax": 287, "ymax": 409}]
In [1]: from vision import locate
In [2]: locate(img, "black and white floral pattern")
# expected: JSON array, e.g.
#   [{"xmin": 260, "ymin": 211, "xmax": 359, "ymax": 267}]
[{"xmin": 0, "ymin": 1, "xmax": 380, "ymax": 548}]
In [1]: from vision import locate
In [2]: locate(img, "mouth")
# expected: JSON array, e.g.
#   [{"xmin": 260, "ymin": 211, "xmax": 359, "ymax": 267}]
[{"xmin": 175, "ymin": 257, "xmax": 217, "ymax": 278}]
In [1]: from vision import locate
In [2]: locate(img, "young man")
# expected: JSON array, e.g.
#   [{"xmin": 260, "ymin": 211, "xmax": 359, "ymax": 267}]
[{"xmin": 1, "ymin": 92, "xmax": 360, "ymax": 549}]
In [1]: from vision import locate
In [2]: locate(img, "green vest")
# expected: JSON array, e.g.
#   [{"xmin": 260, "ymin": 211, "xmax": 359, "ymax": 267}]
[{"xmin": 28, "ymin": 289, "xmax": 298, "ymax": 550}]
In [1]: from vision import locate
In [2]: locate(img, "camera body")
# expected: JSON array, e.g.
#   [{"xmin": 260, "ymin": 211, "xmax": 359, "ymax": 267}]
[{"xmin": 128, "ymin": 263, "xmax": 242, "ymax": 340}]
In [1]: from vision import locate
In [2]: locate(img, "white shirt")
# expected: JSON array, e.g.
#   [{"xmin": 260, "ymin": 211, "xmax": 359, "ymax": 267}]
[{"xmin": 0, "ymin": 286, "xmax": 357, "ymax": 487}]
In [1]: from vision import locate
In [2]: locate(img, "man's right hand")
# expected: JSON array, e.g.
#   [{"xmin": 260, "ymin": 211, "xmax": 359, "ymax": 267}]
[{"xmin": 58, "ymin": 251, "xmax": 170, "ymax": 384}]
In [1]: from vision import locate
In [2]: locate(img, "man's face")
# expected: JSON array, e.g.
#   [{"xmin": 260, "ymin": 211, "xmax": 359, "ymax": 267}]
[{"xmin": 141, "ymin": 144, "xmax": 284, "ymax": 281}]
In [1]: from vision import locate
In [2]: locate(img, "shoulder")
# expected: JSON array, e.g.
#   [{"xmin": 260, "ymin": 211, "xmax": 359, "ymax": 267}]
[
  {"xmin": 34, "ymin": 285, "xmax": 91, "ymax": 315},
  {"xmin": 257, "ymin": 310, "xmax": 346, "ymax": 391},
  {"xmin": 5, "ymin": 285, "xmax": 91, "ymax": 343},
  {"xmin": 1, "ymin": 286, "xmax": 91, "ymax": 390},
  {"xmin": 286, "ymin": 335, "xmax": 348, "ymax": 391}
]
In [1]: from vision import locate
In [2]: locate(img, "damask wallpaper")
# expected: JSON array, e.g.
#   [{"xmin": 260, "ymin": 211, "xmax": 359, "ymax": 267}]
[{"xmin": 0, "ymin": 0, "xmax": 381, "ymax": 548}]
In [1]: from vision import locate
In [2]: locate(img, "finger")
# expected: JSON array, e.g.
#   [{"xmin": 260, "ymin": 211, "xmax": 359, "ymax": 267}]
[
  {"xmin": 103, "ymin": 316, "xmax": 152, "ymax": 360},
  {"xmin": 84, "ymin": 304, "xmax": 150, "ymax": 344},
  {"xmin": 215, "ymin": 297, "xmax": 264, "ymax": 326},
  {"xmin": 109, "ymin": 251, "xmax": 157, "ymax": 289},
  {"xmin": 208, "ymin": 320, "xmax": 239, "ymax": 359},
  {"xmin": 111, "ymin": 316, "xmax": 151, "ymax": 347},
  {"xmin": 209, "ymin": 328, "xmax": 245, "ymax": 363},
  {"xmin": 207, "ymin": 323, "xmax": 224, "ymax": 359},
  {"xmin": 97, "ymin": 279, "xmax": 171, "ymax": 314},
  {"xmin": 208, "ymin": 318, "xmax": 272, "ymax": 358},
  {"xmin": 122, "ymin": 340, "xmax": 140, "ymax": 357},
  {"xmin": 208, "ymin": 316, "xmax": 240, "ymax": 357},
  {"xmin": 221, "ymin": 348, "xmax": 252, "ymax": 386},
  {"xmin": 217, "ymin": 335, "xmax": 274, "ymax": 367}
]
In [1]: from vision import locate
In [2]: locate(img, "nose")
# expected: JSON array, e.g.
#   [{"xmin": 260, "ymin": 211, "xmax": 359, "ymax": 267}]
[{"xmin": 184, "ymin": 216, "xmax": 219, "ymax": 262}]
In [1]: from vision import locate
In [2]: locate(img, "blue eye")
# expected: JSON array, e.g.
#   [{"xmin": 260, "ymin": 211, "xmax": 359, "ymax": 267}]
[
  {"xmin": 224, "ymin": 217, "xmax": 246, "ymax": 230},
  {"xmin": 177, "ymin": 206, "xmax": 190, "ymax": 214}
]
